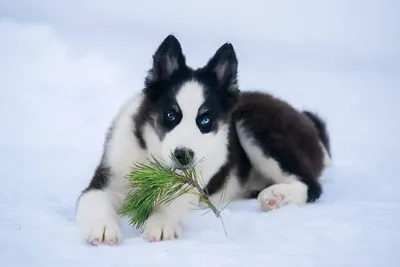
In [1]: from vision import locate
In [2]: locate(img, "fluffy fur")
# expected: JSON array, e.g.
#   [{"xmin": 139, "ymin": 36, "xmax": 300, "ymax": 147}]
[{"xmin": 75, "ymin": 35, "xmax": 332, "ymax": 245}]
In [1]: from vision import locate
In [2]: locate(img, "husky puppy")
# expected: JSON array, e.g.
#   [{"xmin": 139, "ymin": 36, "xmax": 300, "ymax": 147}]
[{"xmin": 75, "ymin": 35, "xmax": 331, "ymax": 245}]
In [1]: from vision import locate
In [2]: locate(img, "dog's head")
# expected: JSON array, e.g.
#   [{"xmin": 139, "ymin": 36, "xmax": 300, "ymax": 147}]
[{"xmin": 143, "ymin": 35, "xmax": 239, "ymax": 180}]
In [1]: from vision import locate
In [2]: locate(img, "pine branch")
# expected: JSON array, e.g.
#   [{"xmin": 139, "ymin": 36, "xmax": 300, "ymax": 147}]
[{"xmin": 119, "ymin": 152, "xmax": 228, "ymax": 235}]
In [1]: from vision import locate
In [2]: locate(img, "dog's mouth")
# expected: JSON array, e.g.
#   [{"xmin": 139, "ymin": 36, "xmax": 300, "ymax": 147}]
[
  {"xmin": 169, "ymin": 155, "xmax": 195, "ymax": 171},
  {"xmin": 168, "ymin": 152, "xmax": 205, "ymax": 174},
  {"xmin": 172, "ymin": 163, "xmax": 194, "ymax": 172}
]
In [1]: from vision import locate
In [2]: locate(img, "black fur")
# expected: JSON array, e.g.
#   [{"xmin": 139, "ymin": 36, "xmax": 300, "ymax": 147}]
[
  {"xmin": 81, "ymin": 126, "xmax": 114, "ymax": 194},
  {"xmin": 82, "ymin": 164, "xmax": 111, "ymax": 193},
  {"xmin": 247, "ymin": 190, "xmax": 262, "ymax": 199},
  {"xmin": 205, "ymin": 121, "xmax": 253, "ymax": 196},
  {"xmin": 144, "ymin": 35, "xmax": 187, "ymax": 92},
  {"xmin": 133, "ymin": 98, "xmax": 154, "ymax": 149},
  {"xmin": 140, "ymin": 35, "xmax": 240, "ymax": 140},
  {"xmin": 204, "ymin": 163, "xmax": 232, "ymax": 196},
  {"xmin": 302, "ymin": 110, "xmax": 331, "ymax": 158},
  {"xmin": 232, "ymin": 91, "xmax": 326, "ymax": 203}
]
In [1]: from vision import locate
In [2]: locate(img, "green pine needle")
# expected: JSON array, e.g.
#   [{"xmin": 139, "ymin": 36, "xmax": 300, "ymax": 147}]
[{"xmin": 119, "ymin": 153, "xmax": 227, "ymax": 233}]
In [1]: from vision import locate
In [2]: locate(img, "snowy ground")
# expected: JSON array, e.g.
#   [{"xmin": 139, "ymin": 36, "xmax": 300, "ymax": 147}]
[{"xmin": 1, "ymin": 1, "xmax": 400, "ymax": 266}]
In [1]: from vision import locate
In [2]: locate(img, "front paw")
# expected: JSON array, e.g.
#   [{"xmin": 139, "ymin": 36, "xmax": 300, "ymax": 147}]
[
  {"xmin": 80, "ymin": 217, "xmax": 122, "ymax": 245},
  {"xmin": 76, "ymin": 191, "xmax": 122, "ymax": 245},
  {"xmin": 257, "ymin": 182, "xmax": 307, "ymax": 212},
  {"xmin": 142, "ymin": 215, "xmax": 182, "ymax": 242}
]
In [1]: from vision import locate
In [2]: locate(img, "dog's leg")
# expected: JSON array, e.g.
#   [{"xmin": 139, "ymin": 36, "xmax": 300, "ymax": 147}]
[
  {"xmin": 76, "ymin": 165, "xmax": 123, "ymax": 245},
  {"xmin": 235, "ymin": 119, "xmax": 323, "ymax": 211},
  {"xmin": 76, "ymin": 189, "xmax": 122, "ymax": 245},
  {"xmin": 142, "ymin": 192, "xmax": 199, "ymax": 242}
]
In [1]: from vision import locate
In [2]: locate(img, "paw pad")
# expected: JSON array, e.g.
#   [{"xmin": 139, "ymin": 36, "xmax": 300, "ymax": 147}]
[{"xmin": 261, "ymin": 194, "xmax": 286, "ymax": 212}]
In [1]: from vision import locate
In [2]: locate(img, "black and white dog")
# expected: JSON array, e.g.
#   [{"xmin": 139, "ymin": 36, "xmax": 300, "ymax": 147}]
[{"xmin": 76, "ymin": 35, "xmax": 331, "ymax": 245}]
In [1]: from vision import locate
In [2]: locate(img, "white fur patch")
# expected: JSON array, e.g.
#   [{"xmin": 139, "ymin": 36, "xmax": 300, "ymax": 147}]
[
  {"xmin": 208, "ymin": 170, "xmax": 243, "ymax": 206},
  {"xmin": 76, "ymin": 92, "xmax": 152, "ymax": 245},
  {"xmin": 105, "ymin": 92, "xmax": 148, "ymax": 196},
  {"xmin": 161, "ymin": 80, "xmax": 230, "ymax": 186},
  {"xmin": 235, "ymin": 120, "xmax": 297, "ymax": 184},
  {"xmin": 142, "ymin": 215, "xmax": 182, "ymax": 242},
  {"xmin": 76, "ymin": 190, "xmax": 122, "ymax": 245},
  {"xmin": 142, "ymin": 192, "xmax": 199, "ymax": 241},
  {"xmin": 143, "ymin": 122, "xmax": 162, "ymax": 157}
]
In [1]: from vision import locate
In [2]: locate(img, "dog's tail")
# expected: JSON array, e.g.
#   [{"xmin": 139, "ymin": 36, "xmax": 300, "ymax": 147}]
[{"xmin": 303, "ymin": 110, "xmax": 332, "ymax": 166}]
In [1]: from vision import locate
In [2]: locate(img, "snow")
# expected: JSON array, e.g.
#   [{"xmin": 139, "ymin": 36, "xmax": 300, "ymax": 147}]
[{"xmin": 1, "ymin": 1, "xmax": 400, "ymax": 266}]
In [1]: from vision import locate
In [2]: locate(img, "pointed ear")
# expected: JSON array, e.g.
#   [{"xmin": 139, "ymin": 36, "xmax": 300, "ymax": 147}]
[
  {"xmin": 204, "ymin": 43, "xmax": 239, "ymax": 94},
  {"xmin": 145, "ymin": 35, "xmax": 186, "ymax": 86}
]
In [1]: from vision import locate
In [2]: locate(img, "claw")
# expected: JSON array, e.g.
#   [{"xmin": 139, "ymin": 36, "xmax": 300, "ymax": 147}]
[{"xmin": 90, "ymin": 239, "xmax": 101, "ymax": 246}]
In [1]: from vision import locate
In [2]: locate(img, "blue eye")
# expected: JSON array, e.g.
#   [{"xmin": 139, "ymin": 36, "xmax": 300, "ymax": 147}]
[
  {"xmin": 166, "ymin": 112, "xmax": 176, "ymax": 120},
  {"xmin": 201, "ymin": 117, "xmax": 210, "ymax": 125}
]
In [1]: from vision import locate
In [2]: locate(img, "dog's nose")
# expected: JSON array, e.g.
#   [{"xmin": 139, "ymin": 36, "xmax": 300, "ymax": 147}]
[{"xmin": 173, "ymin": 148, "xmax": 194, "ymax": 166}]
